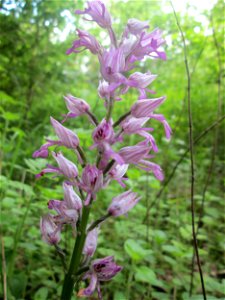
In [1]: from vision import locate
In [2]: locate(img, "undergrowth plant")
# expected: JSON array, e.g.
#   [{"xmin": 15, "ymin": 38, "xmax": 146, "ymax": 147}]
[{"xmin": 33, "ymin": 1, "xmax": 170, "ymax": 299}]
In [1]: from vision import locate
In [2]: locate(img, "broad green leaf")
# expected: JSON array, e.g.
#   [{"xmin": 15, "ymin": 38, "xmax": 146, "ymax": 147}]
[
  {"xmin": 124, "ymin": 239, "xmax": 147, "ymax": 261},
  {"xmin": 34, "ymin": 287, "xmax": 48, "ymax": 300}
]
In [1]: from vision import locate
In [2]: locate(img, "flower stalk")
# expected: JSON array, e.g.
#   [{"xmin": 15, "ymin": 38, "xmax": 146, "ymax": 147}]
[
  {"xmin": 33, "ymin": 1, "xmax": 170, "ymax": 299},
  {"xmin": 61, "ymin": 205, "xmax": 91, "ymax": 300}
]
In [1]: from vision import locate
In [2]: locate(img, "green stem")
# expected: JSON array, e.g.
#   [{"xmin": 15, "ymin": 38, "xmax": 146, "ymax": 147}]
[
  {"xmin": 113, "ymin": 111, "xmax": 131, "ymax": 128},
  {"xmin": 87, "ymin": 213, "xmax": 110, "ymax": 232},
  {"xmin": 61, "ymin": 205, "xmax": 91, "ymax": 300},
  {"xmin": 103, "ymin": 159, "xmax": 115, "ymax": 175},
  {"xmin": 86, "ymin": 111, "xmax": 99, "ymax": 126},
  {"xmin": 77, "ymin": 146, "xmax": 87, "ymax": 167},
  {"xmin": 55, "ymin": 245, "xmax": 67, "ymax": 273},
  {"xmin": 106, "ymin": 98, "xmax": 114, "ymax": 122}
]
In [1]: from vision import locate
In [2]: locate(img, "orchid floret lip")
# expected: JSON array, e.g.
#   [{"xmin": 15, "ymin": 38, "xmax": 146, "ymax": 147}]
[{"xmin": 75, "ymin": 0, "xmax": 112, "ymax": 29}]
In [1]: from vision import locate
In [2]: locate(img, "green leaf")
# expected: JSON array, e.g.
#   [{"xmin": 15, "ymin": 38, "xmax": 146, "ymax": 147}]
[
  {"xmin": 135, "ymin": 266, "xmax": 164, "ymax": 288},
  {"xmin": 9, "ymin": 273, "xmax": 27, "ymax": 298},
  {"xmin": 153, "ymin": 230, "xmax": 167, "ymax": 244},
  {"xmin": 2, "ymin": 111, "xmax": 20, "ymax": 121},
  {"xmin": 113, "ymin": 291, "xmax": 127, "ymax": 300},
  {"xmin": 34, "ymin": 287, "xmax": 48, "ymax": 300},
  {"xmin": 135, "ymin": 266, "xmax": 156, "ymax": 283},
  {"xmin": 124, "ymin": 239, "xmax": 147, "ymax": 261}
]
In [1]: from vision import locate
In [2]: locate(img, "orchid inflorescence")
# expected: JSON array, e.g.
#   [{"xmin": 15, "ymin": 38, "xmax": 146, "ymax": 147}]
[{"xmin": 33, "ymin": 1, "xmax": 171, "ymax": 298}]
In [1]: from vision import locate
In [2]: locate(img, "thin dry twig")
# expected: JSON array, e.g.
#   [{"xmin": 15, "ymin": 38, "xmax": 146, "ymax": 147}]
[
  {"xmin": 196, "ymin": 12, "xmax": 223, "ymax": 235},
  {"xmin": 146, "ymin": 30, "xmax": 209, "ymax": 233},
  {"xmin": 171, "ymin": 3, "xmax": 207, "ymax": 299},
  {"xmin": 1, "ymin": 234, "xmax": 7, "ymax": 300},
  {"xmin": 190, "ymin": 12, "xmax": 223, "ymax": 296}
]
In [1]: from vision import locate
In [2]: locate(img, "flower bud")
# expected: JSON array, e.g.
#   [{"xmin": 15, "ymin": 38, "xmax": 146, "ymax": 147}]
[
  {"xmin": 128, "ymin": 72, "xmax": 157, "ymax": 88},
  {"xmin": 63, "ymin": 182, "xmax": 82, "ymax": 211},
  {"xmin": 50, "ymin": 117, "xmax": 79, "ymax": 149},
  {"xmin": 64, "ymin": 94, "xmax": 90, "ymax": 117},
  {"xmin": 40, "ymin": 214, "xmax": 61, "ymax": 245},
  {"xmin": 108, "ymin": 190, "xmax": 141, "ymax": 217},
  {"xmin": 119, "ymin": 144, "xmax": 150, "ymax": 164},
  {"xmin": 121, "ymin": 117, "xmax": 149, "ymax": 134},
  {"xmin": 52, "ymin": 152, "xmax": 78, "ymax": 179},
  {"xmin": 127, "ymin": 18, "xmax": 149, "ymax": 35},
  {"xmin": 131, "ymin": 96, "xmax": 166, "ymax": 118},
  {"xmin": 83, "ymin": 227, "xmax": 98, "ymax": 257}
]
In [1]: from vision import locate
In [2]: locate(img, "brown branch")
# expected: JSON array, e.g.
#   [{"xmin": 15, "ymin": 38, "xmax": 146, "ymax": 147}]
[
  {"xmin": 147, "ymin": 32, "xmax": 208, "ymax": 235},
  {"xmin": 171, "ymin": 35, "xmax": 208, "ymax": 137},
  {"xmin": 190, "ymin": 12, "xmax": 223, "ymax": 295},
  {"xmin": 171, "ymin": 3, "xmax": 207, "ymax": 299},
  {"xmin": 196, "ymin": 11, "xmax": 223, "ymax": 234},
  {"xmin": 1, "ymin": 234, "xmax": 7, "ymax": 300}
]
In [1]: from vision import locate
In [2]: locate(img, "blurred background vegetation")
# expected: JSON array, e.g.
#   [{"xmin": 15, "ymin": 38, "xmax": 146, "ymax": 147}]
[{"xmin": 0, "ymin": 0, "xmax": 224, "ymax": 299}]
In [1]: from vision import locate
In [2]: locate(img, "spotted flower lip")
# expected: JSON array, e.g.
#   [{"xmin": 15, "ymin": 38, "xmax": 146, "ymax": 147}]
[
  {"xmin": 92, "ymin": 256, "xmax": 122, "ymax": 280},
  {"xmin": 92, "ymin": 118, "xmax": 114, "ymax": 146},
  {"xmin": 99, "ymin": 48, "xmax": 126, "ymax": 84},
  {"xmin": 108, "ymin": 190, "xmax": 141, "ymax": 217},
  {"xmin": 75, "ymin": 0, "xmax": 112, "ymax": 29},
  {"xmin": 78, "ymin": 256, "xmax": 122, "ymax": 297},
  {"xmin": 80, "ymin": 165, "xmax": 103, "ymax": 205},
  {"xmin": 91, "ymin": 119, "xmax": 124, "ymax": 165},
  {"xmin": 40, "ymin": 214, "xmax": 61, "ymax": 245},
  {"xmin": 66, "ymin": 29, "xmax": 101, "ymax": 55}
]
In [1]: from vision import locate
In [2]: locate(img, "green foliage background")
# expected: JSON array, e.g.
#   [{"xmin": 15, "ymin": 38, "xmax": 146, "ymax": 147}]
[{"xmin": 0, "ymin": 0, "xmax": 224, "ymax": 299}]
